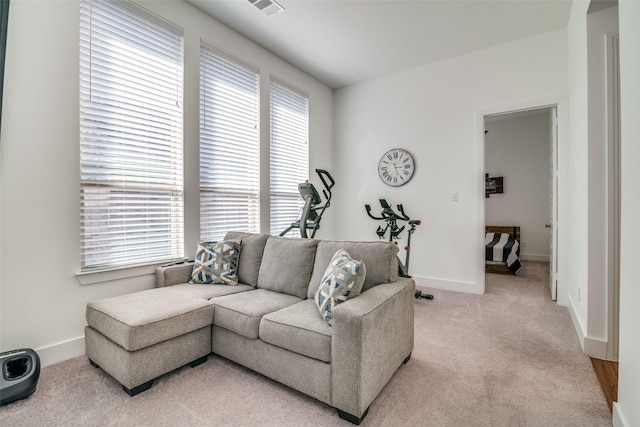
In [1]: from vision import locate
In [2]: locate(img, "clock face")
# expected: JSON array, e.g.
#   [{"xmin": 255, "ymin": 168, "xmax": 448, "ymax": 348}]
[{"xmin": 378, "ymin": 148, "xmax": 415, "ymax": 187}]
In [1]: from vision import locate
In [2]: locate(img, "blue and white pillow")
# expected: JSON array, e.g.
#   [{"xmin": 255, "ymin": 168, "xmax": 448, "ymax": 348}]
[
  {"xmin": 191, "ymin": 240, "xmax": 242, "ymax": 285},
  {"xmin": 315, "ymin": 249, "xmax": 366, "ymax": 326}
]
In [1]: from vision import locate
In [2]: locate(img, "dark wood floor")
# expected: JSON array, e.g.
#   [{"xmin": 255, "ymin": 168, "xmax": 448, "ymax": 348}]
[{"xmin": 590, "ymin": 357, "xmax": 618, "ymax": 412}]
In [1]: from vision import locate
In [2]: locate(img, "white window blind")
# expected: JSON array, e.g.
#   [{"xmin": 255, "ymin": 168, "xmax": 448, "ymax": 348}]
[
  {"xmin": 270, "ymin": 77, "xmax": 309, "ymax": 236},
  {"xmin": 79, "ymin": 0, "xmax": 184, "ymax": 271},
  {"xmin": 200, "ymin": 42, "xmax": 260, "ymax": 241}
]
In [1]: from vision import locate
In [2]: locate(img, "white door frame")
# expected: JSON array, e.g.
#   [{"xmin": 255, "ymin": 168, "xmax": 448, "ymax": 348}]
[
  {"xmin": 550, "ymin": 106, "xmax": 559, "ymax": 301},
  {"xmin": 476, "ymin": 95, "xmax": 568, "ymax": 305},
  {"xmin": 606, "ymin": 32, "xmax": 620, "ymax": 360}
]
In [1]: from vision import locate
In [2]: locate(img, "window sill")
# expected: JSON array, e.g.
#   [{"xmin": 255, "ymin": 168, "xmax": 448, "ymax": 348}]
[{"xmin": 76, "ymin": 259, "xmax": 187, "ymax": 286}]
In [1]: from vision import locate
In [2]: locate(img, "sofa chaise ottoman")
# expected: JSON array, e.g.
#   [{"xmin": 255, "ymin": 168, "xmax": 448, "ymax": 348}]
[{"xmin": 85, "ymin": 232, "xmax": 415, "ymax": 424}]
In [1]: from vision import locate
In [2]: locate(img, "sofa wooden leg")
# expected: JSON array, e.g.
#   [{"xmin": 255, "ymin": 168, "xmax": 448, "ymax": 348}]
[
  {"xmin": 189, "ymin": 355, "xmax": 208, "ymax": 368},
  {"xmin": 403, "ymin": 352, "xmax": 412, "ymax": 364},
  {"xmin": 123, "ymin": 380, "xmax": 153, "ymax": 396},
  {"xmin": 337, "ymin": 407, "xmax": 369, "ymax": 425}
]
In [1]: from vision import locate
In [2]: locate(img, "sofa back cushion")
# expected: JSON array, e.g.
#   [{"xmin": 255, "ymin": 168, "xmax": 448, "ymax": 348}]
[
  {"xmin": 307, "ymin": 240, "xmax": 398, "ymax": 299},
  {"xmin": 258, "ymin": 237, "xmax": 318, "ymax": 299},
  {"xmin": 224, "ymin": 232, "xmax": 269, "ymax": 287}
]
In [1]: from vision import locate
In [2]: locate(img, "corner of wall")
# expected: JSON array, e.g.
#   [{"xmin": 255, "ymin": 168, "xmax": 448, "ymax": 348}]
[
  {"xmin": 583, "ymin": 336, "xmax": 608, "ymax": 359},
  {"xmin": 613, "ymin": 402, "xmax": 629, "ymax": 427},
  {"xmin": 567, "ymin": 295, "xmax": 586, "ymax": 350},
  {"xmin": 35, "ymin": 336, "xmax": 85, "ymax": 368},
  {"xmin": 568, "ymin": 302, "xmax": 610, "ymax": 360}
]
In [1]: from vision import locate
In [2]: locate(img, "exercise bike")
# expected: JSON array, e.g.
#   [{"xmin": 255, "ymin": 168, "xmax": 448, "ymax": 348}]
[
  {"xmin": 279, "ymin": 169, "xmax": 335, "ymax": 238},
  {"xmin": 365, "ymin": 199, "xmax": 433, "ymax": 300}
]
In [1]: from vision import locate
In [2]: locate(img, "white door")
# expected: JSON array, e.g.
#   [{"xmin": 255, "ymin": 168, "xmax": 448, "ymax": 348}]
[{"xmin": 549, "ymin": 107, "xmax": 558, "ymax": 301}]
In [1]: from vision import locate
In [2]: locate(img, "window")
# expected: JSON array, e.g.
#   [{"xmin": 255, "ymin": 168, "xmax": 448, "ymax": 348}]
[
  {"xmin": 199, "ymin": 42, "xmax": 260, "ymax": 241},
  {"xmin": 269, "ymin": 77, "xmax": 309, "ymax": 236},
  {"xmin": 79, "ymin": 0, "xmax": 184, "ymax": 270}
]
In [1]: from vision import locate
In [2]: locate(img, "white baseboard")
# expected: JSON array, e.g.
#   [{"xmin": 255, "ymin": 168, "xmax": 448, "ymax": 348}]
[
  {"xmin": 584, "ymin": 336, "xmax": 609, "ymax": 359},
  {"xmin": 412, "ymin": 275, "xmax": 478, "ymax": 294},
  {"xmin": 520, "ymin": 254, "xmax": 550, "ymax": 262},
  {"xmin": 36, "ymin": 336, "xmax": 85, "ymax": 367},
  {"xmin": 613, "ymin": 402, "xmax": 628, "ymax": 427},
  {"xmin": 567, "ymin": 296, "xmax": 586, "ymax": 350},
  {"xmin": 566, "ymin": 297, "xmax": 611, "ymax": 359}
]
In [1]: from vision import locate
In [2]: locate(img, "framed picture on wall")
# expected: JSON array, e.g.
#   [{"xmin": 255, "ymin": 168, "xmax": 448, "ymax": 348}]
[{"xmin": 485, "ymin": 174, "xmax": 504, "ymax": 197}]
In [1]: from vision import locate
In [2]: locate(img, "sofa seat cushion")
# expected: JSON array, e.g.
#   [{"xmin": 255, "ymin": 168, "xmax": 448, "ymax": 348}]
[
  {"xmin": 86, "ymin": 287, "xmax": 214, "ymax": 352},
  {"xmin": 170, "ymin": 283, "xmax": 254, "ymax": 300},
  {"xmin": 211, "ymin": 289, "xmax": 302, "ymax": 339},
  {"xmin": 260, "ymin": 299, "xmax": 332, "ymax": 363}
]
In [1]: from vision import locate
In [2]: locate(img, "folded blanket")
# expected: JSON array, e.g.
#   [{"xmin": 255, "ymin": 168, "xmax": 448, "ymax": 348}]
[{"xmin": 485, "ymin": 232, "xmax": 522, "ymax": 275}]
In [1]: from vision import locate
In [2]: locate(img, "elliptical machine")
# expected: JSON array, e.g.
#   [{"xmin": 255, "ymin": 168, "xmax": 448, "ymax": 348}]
[
  {"xmin": 365, "ymin": 199, "xmax": 433, "ymax": 300},
  {"xmin": 280, "ymin": 169, "xmax": 335, "ymax": 238}
]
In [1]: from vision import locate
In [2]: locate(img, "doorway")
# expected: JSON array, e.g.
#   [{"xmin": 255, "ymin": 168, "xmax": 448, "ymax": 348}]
[
  {"xmin": 476, "ymin": 96, "xmax": 567, "ymax": 304},
  {"xmin": 483, "ymin": 107, "xmax": 556, "ymax": 298}
]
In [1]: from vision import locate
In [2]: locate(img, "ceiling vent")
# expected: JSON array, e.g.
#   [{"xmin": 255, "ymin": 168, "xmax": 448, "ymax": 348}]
[{"xmin": 247, "ymin": 0, "xmax": 284, "ymax": 17}]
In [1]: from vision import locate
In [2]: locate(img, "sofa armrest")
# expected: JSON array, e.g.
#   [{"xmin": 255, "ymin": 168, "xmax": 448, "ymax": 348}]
[
  {"xmin": 331, "ymin": 277, "xmax": 415, "ymax": 418},
  {"xmin": 155, "ymin": 262, "xmax": 194, "ymax": 287}
]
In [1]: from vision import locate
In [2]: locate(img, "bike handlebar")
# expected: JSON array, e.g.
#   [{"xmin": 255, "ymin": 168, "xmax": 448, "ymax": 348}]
[
  {"xmin": 366, "ymin": 199, "xmax": 421, "ymax": 226},
  {"xmin": 365, "ymin": 204, "xmax": 385, "ymax": 220},
  {"xmin": 395, "ymin": 204, "xmax": 411, "ymax": 221},
  {"xmin": 315, "ymin": 169, "xmax": 335, "ymax": 193}
]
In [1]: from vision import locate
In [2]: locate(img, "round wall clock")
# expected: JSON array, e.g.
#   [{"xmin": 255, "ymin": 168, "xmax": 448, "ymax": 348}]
[{"xmin": 378, "ymin": 148, "xmax": 415, "ymax": 187}]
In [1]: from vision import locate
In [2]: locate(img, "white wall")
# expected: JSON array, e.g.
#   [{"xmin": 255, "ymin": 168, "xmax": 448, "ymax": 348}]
[
  {"xmin": 0, "ymin": 0, "xmax": 333, "ymax": 366},
  {"xmin": 564, "ymin": 0, "xmax": 621, "ymax": 360},
  {"xmin": 333, "ymin": 29, "xmax": 568, "ymax": 294},
  {"xmin": 586, "ymin": 4, "xmax": 619, "ymax": 359},
  {"xmin": 485, "ymin": 111, "xmax": 552, "ymax": 261},
  {"xmin": 564, "ymin": 0, "xmax": 591, "ymax": 350},
  {"xmin": 614, "ymin": 2, "xmax": 640, "ymax": 426}
]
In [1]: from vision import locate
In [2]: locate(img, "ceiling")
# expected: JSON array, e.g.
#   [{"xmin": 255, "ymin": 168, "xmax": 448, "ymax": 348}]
[{"xmin": 186, "ymin": 0, "xmax": 573, "ymax": 89}]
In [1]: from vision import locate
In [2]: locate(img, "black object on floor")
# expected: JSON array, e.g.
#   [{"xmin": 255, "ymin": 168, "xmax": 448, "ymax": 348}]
[
  {"xmin": 0, "ymin": 348, "xmax": 41, "ymax": 406},
  {"xmin": 415, "ymin": 290, "xmax": 434, "ymax": 300}
]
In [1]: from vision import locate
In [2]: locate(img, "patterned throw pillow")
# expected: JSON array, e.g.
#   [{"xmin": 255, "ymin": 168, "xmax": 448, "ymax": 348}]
[
  {"xmin": 315, "ymin": 249, "xmax": 366, "ymax": 326},
  {"xmin": 190, "ymin": 240, "xmax": 242, "ymax": 285}
]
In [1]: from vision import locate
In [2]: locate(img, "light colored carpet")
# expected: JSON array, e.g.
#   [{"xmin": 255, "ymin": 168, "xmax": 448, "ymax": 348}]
[{"xmin": 0, "ymin": 262, "xmax": 612, "ymax": 426}]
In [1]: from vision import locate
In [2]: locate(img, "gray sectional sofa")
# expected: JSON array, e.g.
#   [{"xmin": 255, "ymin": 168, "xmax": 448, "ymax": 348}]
[{"xmin": 85, "ymin": 232, "xmax": 415, "ymax": 424}]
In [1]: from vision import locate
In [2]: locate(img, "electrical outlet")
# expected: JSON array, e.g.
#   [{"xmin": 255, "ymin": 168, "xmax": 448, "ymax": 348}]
[
  {"xmin": 522, "ymin": 241, "xmax": 527, "ymax": 248},
  {"xmin": 452, "ymin": 192, "xmax": 458, "ymax": 202}
]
